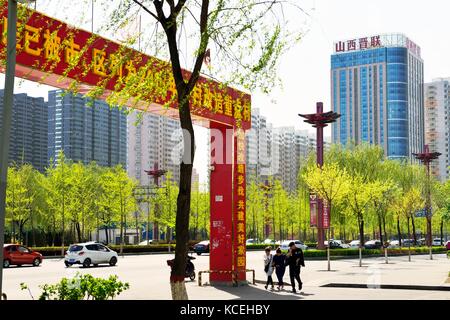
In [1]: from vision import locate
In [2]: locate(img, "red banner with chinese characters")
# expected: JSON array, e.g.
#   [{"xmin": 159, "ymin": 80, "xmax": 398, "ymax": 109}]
[
  {"xmin": 233, "ymin": 129, "xmax": 246, "ymax": 280},
  {"xmin": 323, "ymin": 199, "xmax": 330, "ymax": 229},
  {"xmin": 309, "ymin": 193, "xmax": 317, "ymax": 227},
  {"xmin": 0, "ymin": 4, "xmax": 251, "ymax": 130}
]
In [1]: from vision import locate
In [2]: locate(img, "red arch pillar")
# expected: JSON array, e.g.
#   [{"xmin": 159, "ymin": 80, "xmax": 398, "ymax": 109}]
[{"xmin": 209, "ymin": 123, "xmax": 247, "ymax": 284}]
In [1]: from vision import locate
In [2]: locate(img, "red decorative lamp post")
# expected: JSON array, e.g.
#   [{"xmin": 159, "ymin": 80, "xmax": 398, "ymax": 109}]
[
  {"xmin": 413, "ymin": 144, "xmax": 441, "ymax": 260},
  {"xmin": 299, "ymin": 102, "xmax": 340, "ymax": 250},
  {"xmin": 144, "ymin": 162, "xmax": 167, "ymax": 241}
]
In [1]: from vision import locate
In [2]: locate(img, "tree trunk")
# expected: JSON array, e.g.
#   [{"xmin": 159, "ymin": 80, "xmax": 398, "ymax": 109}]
[
  {"xmin": 378, "ymin": 215, "xmax": 383, "ymax": 246},
  {"xmin": 135, "ymin": 212, "xmax": 140, "ymax": 244},
  {"xmin": 411, "ymin": 216, "xmax": 417, "ymax": 246},
  {"xmin": 440, "ymin": 218, "xmax": 444, "ymax": 245},
  {"xmin": 358, "ymin": 215, "xmax": 365, "ymax": 246},
  {"xmin": 31, "ymin": 211, "xmax": 36, "ymax": 247},
  {"xmin": 76, "ymin": 222, "xmax": 82, "ymax": 243},
  {"xmin": 382, "ymin": 215, "xmax": 387, "ymax": 243},
  {"xmin": 171, "ymin": 95, "xmax": 195, "ymax": 300},
  {"xmin": 120, "ymin": 212, "xmax": 124, "ymax": 255},
  {"xmin": 105, "ymin": 227, "xmax": 109, "ymax": 245},
  {"xmin": 397, "ymin": 216, "xmax": 401, "ymax": 247}
]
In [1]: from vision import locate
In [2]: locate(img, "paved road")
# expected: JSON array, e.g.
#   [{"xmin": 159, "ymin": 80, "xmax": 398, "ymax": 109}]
[{"xmin": 3, "ymin": 251, "xmax": 449, "ymax": 300}]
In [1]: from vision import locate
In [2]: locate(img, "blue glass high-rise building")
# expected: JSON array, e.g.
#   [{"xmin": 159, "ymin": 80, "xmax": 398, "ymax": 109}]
[
  {"xmin": 331, "ymin": 33, "xmax": 424, "ymax": 159},
  {"xmin": 48, "ymin": 90, "xmax": 127, "ymax": 167}
]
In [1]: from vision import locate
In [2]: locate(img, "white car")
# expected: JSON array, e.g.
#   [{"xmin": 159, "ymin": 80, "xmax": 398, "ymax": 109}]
[
  {"xmin": 349, "ymin": 240, "xmax": 360, "ymax": 248},
  {"xmin": 138, "ymin": 240, "xmax": 154, "ymax": 245},
  {"xmin": 280, "ymin": 240, "xmax": 307, "ymax": 252},
  {"xmin": 432, "ymin": 238, "xmax": 444, "ymax": 246},
  {"xmin": 65, "ymin": 242, "xmax": 118, "ymax": 268},
  {"xmin": 246, "ymin": 239, "xmax": 259, "ymax": 245},
  {"xmin": 388, "ymin": 240, "xmax": 400, "ymax": 248}
]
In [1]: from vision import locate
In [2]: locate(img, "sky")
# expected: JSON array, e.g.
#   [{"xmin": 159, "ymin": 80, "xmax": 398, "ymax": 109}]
[{"xmin": 3, "ymin": 0, "xmax": 450, "ymax": 184}]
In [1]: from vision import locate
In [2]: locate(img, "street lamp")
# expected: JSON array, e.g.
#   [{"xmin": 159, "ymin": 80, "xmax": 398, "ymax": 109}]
[
  {"xmin": 0, "ymin": 0, "xmax": 36, "ymax": 300},
  {"xmin": 413, "ymin": 144, "xmax": 441, "ymax": 260}
]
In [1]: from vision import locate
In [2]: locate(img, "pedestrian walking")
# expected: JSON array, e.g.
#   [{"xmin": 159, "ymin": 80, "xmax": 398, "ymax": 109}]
[
  {"xmin": 285, "ymin": 241, "xmax": 305, "ymax": 293},
  {"xmin": 272, "ymin": 247, "xmax": 286, "ymax": 290},
  {"xmin": 263, "ymin": 246, "xmax": 274, "ymax": 290}
]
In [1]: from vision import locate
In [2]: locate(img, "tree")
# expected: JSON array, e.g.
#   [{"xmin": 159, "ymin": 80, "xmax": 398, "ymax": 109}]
[
  {"xmin": 392, "ymin": 187, "xmax": 424, "ymax": 260},
  {"xmin": 102, "ymin": 0, "xmax": 303, "ymax": 299}
]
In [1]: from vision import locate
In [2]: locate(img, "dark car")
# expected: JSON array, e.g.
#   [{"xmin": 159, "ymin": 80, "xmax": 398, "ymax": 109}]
[
  {"xmin": 3, "ymin": 244, "xmax": 43, "ymax": 268},
  {"xmin": 364, "ymin": 240, "xmax": 382, "ymax": 249},
  {"xmin": 193, "ymin": 240, "xmax": 210, "ymax": 255}
]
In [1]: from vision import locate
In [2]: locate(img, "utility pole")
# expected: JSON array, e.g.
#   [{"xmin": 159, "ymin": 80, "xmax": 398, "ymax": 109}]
[{"xmin": 0, "ymin": 0, "xmax": 36, "ymax": 299}]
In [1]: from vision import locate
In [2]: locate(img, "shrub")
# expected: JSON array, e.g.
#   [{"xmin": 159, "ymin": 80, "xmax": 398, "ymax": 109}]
[{"xmin": 21, "ymin": 273, "xmax": 129, "ymax": 300}]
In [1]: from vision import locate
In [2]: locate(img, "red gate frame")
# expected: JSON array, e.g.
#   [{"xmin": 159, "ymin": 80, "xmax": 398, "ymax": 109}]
[{"xmin": 0, "ymin": 4, "xmax": 250, "ymax": 284}]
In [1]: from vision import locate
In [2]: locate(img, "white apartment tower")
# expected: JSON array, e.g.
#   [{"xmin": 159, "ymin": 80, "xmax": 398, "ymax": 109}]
[
  {"xmin": 127, "ymin": 112, "xmax": 182, "ymax": 186},
  {"xmin": 424, "ymin": 78, "xmax": 450, "ymax": 181}
]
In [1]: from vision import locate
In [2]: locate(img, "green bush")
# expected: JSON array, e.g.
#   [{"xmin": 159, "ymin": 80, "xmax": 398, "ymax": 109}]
[{"xmin": 21, "ymin": 273, "xmax": 129, "ymax": 300}]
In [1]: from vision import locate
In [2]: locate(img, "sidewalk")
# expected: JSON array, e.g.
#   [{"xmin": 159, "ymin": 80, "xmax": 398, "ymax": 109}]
[{"xmin": 182, "ymin": 253, "xmax": 450, "ymax": 300}]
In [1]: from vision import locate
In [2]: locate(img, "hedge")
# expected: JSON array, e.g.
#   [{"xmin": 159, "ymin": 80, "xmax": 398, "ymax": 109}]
[{"xmin": 31, "ymin": 244, "xmax": 446, "ymax": 257}]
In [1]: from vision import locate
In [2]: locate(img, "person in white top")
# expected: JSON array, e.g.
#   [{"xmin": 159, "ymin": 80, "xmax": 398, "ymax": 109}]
[{"xmin": 263, "ymin": 246, "xmax": 274, "ymax": 290}]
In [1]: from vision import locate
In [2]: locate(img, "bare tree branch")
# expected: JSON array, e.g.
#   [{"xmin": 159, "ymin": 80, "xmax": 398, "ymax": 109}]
[
  {"xmin": 131, "ymin": 0, "xmax": 160, "ymax": 21},
  {"xmin": 186, "ymin": 0, "xmax": 209, "ymax": 93}
]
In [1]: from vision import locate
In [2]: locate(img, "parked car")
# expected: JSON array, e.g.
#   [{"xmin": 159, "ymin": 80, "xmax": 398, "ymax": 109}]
[
  {"xmin": 445, "ymin": 240, "xmax": 450, "ymax": 250},
  {"xmin": 349, "ymin": 240, "xmax": 360, "ymax": 249},
  {"xmin": 388, "ymin": 240, "xmax": 400, "ymax": 248},
  {"xmin": 138, "ymin": 240, "xmax": 154, "ymax": 245},
  {"xmin": 364, "ymin": 240, "xmax": 382, "ymax": 249},
  {"xmin": 402, "ymin": 239, "xmax": 415, "ymax": 247},
  {"xmin": 193, "ymin": 240, "xmax": 210, "ymax": 255},
  {"xmin": 3, "ymin": 244, "xmax": 43, "ymax": 268},
  {"xmin": 64, "ymin": 242, "xmax": 118, "ymax": 268},
  {"xmin": 432, "ymin": 238, "xmax": 444, "ymax": 246},
  {"xmin": 280, "ymin": 240, "xmax": 307, "ymax": 252},
  {"xmin": 328, "ymin": 240, "xmax": 349, "ymax": 249},
  {"xmin": 246, "ymin": 239, "xmax": 259, "ymax": 245}
]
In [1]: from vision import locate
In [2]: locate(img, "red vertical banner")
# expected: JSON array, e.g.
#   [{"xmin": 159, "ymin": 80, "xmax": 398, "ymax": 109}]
[
  {"xmin": 209, "ymin": 124, "xmax": 233, "ymax": 283},
  {"xmin": 323, "ymin": 200, "xmax": 330, "ymax": 229},
  {"xmin": 233, "ymin": 129, "xmax": 246, "ymax": 281},
  {"xmin": 309, "ymin": 193, "xmax": 317, "ymax": 227}
]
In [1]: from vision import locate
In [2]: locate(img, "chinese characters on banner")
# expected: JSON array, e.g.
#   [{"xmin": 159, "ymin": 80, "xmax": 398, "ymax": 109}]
[
  {"xmin": 406, "ymin": 38, "xmax": 421, "ymax": 57},
  {"xmin": 309, "ymin": 193, "xmax": 317, "ymax": 227},
  {"xmin": 323, "ymin": 200, "xmax": 330, "ymax": 229},
  {"xmin": 335, "ymin": 35, "xmax": 381, "ymax": 53},
  {"xmin": 234, "ymin": 129, "xmax": 246, "ymax": 276},
  {"xmin": 0, "ymin": 6, "xmax": 251, "ymax": 130}
]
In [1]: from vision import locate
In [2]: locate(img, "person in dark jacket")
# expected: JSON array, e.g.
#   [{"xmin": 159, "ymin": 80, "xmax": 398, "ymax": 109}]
[
  {"xmin": 285, "ymin": 241, "xmax": 305, "ymax": 293},
  {"xmin": 272, "ymin": 247, "xmax": 286, "ymax": 291}
]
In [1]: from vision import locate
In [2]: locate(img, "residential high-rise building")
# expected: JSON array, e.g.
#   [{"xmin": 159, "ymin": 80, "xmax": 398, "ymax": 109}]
[
  {"xmin": 246, "ymin": 108, "xmax": 275, "ymax": 183},
  {"xmin": 424, "ymin": 78, "xmax": 450, "ymax": 181},
  {"xmin": 244, "ymin": 108, "xmax": 322, "ymax": 192},
  {"xmin": 0, "ymin": 91, "xmax": 48, "ymax": 172},
  {"xmin": 48, "ymin": 90, "xmax": 127, "ymax": 167},
  {"xmin": 272, "ymin": 127, "xmax": 319, "ymax": 192},
  {"xmin": 331, "ymin": 33, "xmax": 424, "ymax": 160},
  {"xmin": 127, "ymin": 111, "xmax": 182, "ymax": 186}
]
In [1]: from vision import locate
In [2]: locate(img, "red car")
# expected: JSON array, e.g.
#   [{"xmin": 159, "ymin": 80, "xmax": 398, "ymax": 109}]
[
  {"xmin": 445, "ymin": 241, "xmax": 450, "ymax": 250},
  {"xmin": 3, "ymin": 244, "xmax": 43, "ymax": 268}
]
